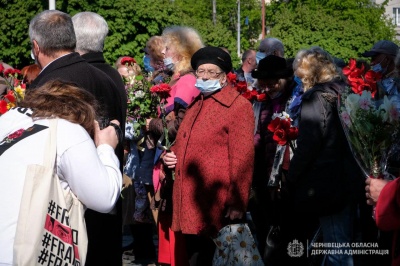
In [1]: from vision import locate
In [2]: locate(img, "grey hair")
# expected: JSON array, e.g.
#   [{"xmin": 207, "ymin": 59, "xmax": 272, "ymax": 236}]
[
  {"xmin": 29, "ymin": 10, "xmax": 76, "ymax": 57},
  {"xmin": 72, "ymin": 12, "xmax": 108, "ymax": 53},
  {"xmin": 258, "ymin": 37, "xmax": 284, "ymax": 57},
  {"xmin": 241, "ymin": 49, "xmax": 255, "ymax": 62}
]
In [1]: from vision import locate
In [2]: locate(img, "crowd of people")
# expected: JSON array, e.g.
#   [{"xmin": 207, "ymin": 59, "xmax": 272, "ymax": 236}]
[{"xmin": 2, "ymin": 8, "xmax": 400, "ymax": 266}]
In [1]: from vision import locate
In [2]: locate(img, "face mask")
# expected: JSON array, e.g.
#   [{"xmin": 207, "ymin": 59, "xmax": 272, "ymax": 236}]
[
  {"xmin": 371, "ymin": 57, "xmax": 387, "ymax": 74},
  {"xmin": 371, "ymin": 63, "xmax": 386, "ymax": 74},
  {"xmin": 163, "ymin": 57, "xmax": 174, "ymax": 71},
  {"xmin": 256, "ymin": 52, "xmax": 266, "ymax": 64},
  {"xmin": 195, "ymin": 79, "xmax": 222, "ymax": 94},
  {"xmin": 143, "ymin": 55, "xmax": 154, "ymax": 73}
]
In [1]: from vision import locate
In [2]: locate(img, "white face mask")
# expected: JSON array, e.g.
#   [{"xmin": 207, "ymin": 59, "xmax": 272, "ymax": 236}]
[
  {"xmin": 163, "ymin": 57, "xmax": 174, "ymax": 71},
  {"xmin": 195, "ymin": 79, "xmax": 222, "ymax": 95}
]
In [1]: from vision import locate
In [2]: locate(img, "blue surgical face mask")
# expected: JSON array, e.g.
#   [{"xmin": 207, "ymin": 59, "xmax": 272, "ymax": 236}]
[
  {"xmin": 371, "ymin": 63, "xmax": 385, "ymax": 74},
  {"xmin": 143, "ymin": 55, "xmax": 154, "ymax": 73},
  {"xmin": 371, "ymin": 57, "xmax": 387, "ymax": 74},
  {"xmin": 163, "ymin": 57, "xmax": 174, "ymax": 71},
  {"xmin": 256, "ymin": 51, "xmax": 266, "ymax": 64},
  {"xmin": 195, "ymin": 79, "xmax": 222, "ymax": 95}
]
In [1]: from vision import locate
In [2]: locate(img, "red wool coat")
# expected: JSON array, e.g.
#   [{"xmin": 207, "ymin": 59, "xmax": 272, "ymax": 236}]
[
  {"xmin": 376, "ymin": 177, "xmax": 400, "ymax": 265},
  {"xmin": 171, "ymin": 85, "xmax": 255, "ymax": 237}
]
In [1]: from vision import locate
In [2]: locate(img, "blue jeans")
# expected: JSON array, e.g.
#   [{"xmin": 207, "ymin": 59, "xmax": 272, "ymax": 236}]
[{"xmin": 319, "ymin": 204, "xmax": 355, "ymax": 266}]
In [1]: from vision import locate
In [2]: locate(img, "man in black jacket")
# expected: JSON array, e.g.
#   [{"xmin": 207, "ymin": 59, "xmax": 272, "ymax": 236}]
[{"xmin": 29, "ymin": 10, "xmax": 124, "ymax": 266}]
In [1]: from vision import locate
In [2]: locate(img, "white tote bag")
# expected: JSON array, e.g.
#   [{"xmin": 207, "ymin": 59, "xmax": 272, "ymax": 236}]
[{"xmin": 13, "ymin": 119, "xmax": 88, "ymax": 266}]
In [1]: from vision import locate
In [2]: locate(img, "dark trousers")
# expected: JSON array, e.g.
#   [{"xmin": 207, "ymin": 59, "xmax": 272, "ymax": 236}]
[
  {"xmin": 184, "ymin": 234, "xmax": 215, "ymax": 266},
  {"xmin": 84, "ymin": 199, "xmax": 122, "ymax": 266}
]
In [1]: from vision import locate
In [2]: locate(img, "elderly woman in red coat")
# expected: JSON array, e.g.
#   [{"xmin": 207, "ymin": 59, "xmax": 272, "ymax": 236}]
[{"xmin": 163, "ymin": 46, "xmax": 255, "ymax": 265}]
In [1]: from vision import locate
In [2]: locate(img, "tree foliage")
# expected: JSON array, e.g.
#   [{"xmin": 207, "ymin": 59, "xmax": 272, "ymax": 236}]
[
  {"xmin": 266, "ymin": 0, "xmax": 396, "ymax": 61},
  {"xmin": 0, "ymin": 0, "xmax": 396, "ymax": 69}
]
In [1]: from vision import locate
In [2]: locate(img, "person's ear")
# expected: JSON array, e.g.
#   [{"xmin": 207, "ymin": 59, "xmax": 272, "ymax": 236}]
[
  {"xmin": 32, "ymin": 40, "xmax": 40, "ymax": 56},
  {"xmin": 220, "ymin": 73, "xmax": 227, "ymax": 85}
]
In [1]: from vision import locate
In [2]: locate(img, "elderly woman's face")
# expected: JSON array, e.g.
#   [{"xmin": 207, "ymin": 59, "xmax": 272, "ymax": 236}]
[
  {"xmin": 162, "ymin": 43, "xmax": 178, "ymax": 62},
  {"xmin": 195, "ymin": 63, "xmax": 224, "ymax": 80},
  {"xmin": 258, "ymin": 78, "xmax": 283, "ymax": 97}
]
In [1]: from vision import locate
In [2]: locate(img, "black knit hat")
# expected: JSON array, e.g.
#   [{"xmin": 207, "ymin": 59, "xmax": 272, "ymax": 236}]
[
  {"xmin": 251, "ymin": 55, "xmax": 293, "ymax": 80},
  {"xmin": 191, "ymin": 46, "xmax": 232, "ymax": 74}
]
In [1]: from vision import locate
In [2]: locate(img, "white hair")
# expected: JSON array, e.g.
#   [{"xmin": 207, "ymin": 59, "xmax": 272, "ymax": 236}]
[
  {"xmin": 72, "ymin": 12, "xmax": 108, "ymax": 53},
  {"xmin": 258, "ymin": 37, "xmax": 284, "ymax": 57}
]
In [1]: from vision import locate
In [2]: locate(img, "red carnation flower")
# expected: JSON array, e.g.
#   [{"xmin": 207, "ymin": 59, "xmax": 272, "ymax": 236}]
[
  {"xmin": 3, "ymin": 69, "xmax": 21, "ymax": 77},
  {"xmin": 236, "ymin": 81, "xmax": 248, "ymax": 93},
  {"xmin": 0, "ymin": 100, "xmax": 7, "ymax": 114},
  {"xmin": 256, "ymin": 93, "xmax": 267, "ymax": 101},
  {"xmin": 226, "ymin": 72, "xmax": 237, "ymax": 84},
  {"xmin": 5, "ymin": 91, "xmax": 15, "ymax": 103},
  {"xmin": 121, "ymin": 57, "xmax": 136, "ymax": 66},
  {"xmin": 287, "ymin": 127, "xmax": 299, "ymax": 140},
  {"xmin": 0, "ymin": 64, "xmax": 4, "ymax": 74},
  {"xmin": 267, "ymin": 117, "xmax": 281, "ymax": 132},
  {"xmin": 150, "ymin": 83, "xmax": 171, "ymax": 99},
  {"xmin": 273, "ymin": 129, "xmax": 288, "ymax": 145}
]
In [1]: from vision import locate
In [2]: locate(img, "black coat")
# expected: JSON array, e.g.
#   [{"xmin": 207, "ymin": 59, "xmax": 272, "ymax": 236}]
[
  {"xmin": 81, "ymin": 52, "xmax": 127, "ymax": 125},
  {"xmin": 30, "ymin": 52, "xmax": 124, "ymax": 127},
  {"xmin": 288, "ymin": 80, "xmax": 363, "ymax": 216}
]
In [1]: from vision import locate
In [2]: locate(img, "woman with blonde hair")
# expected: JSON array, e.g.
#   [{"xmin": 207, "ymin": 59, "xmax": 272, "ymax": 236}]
[
  {"xmin": 146, "ymin": 25, "xmax": 204, "ymax": 266},
  {"xmin": 287, "ymin": 47, "xmax": 363, "ymax": 265},
  {"xmin": 145, "ymin": 35, "xmax": 169, "ymax": 84}
]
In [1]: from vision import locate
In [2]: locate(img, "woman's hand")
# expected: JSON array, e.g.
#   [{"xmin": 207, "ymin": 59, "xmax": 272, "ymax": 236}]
[
  {"xmin": 94, "ymin": 119, "xmax": 120, "ymax": 149},
  {"xmin": 365, "ymin": 177, "xmax": 390, "ymax": 206},
  {"xmin": 163, "ymin": 151, "xmax": 177, "ymax": 169},
  {"xmin": 225, "ymin": 207, "xmax": 244, "ymax": 220}
]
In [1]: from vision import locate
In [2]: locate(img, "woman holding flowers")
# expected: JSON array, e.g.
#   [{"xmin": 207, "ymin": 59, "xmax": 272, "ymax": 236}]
[
  {"xmin": 163, "ymin": 46, "xmax": 255, "ymax": 265},
  {"xmin": 117, "ymin": 56, "xmax": 158, "ymax": 263},
  {"xmin": 288, "ymin": 47, "xmax": 363, "ymax": 266},
  {"xmin": 146, "ymin": 25, "xmax": 204, "ymax": 266}
]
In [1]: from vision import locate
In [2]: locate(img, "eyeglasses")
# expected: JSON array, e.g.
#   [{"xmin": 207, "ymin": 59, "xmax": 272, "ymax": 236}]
[{"xmin": 196, "ymin": 69, "xmax": 222, "ymax": 79}]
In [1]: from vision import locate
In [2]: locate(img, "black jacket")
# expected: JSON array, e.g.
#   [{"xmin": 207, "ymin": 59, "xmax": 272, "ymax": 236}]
[
  {"xmin": 30, "ymin": 52, "xmax": 125, "ymax": 170},
  {"xmin": 30, "ymin": 52, "xmax": 124, "ymax": 125},
  {"xmin": 288, "ymin": 80, "xmax": 363, "ymax": 216},
  {"xmin": 82, "ymin": 52, "xmax": 127, "ymax": 125}
]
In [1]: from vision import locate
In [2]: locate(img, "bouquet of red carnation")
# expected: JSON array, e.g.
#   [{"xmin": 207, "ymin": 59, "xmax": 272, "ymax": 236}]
[
  {"xmin": 267, "ymin": 111, "xmax": 298, "ymax": 151},
  {"xmin": 0, "ymin": 65, "xmax": 26, "ymax": 115},
  {"xmin": 342, "ymin": 58, "xmax": 382, "ymax": 97},
  {"xmin": 226, "ymin": 72, "xmax": 266, "ymax": 102}
]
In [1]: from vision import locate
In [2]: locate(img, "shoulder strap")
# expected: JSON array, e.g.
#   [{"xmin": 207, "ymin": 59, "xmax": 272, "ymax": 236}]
[{"xmin": 0, "ymin": 124, "xmax": 48, "ymax": 156}]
